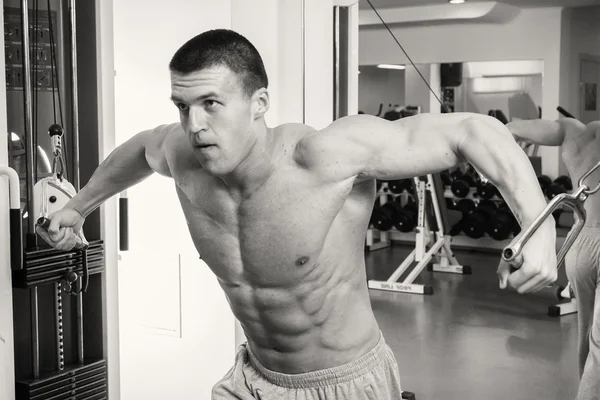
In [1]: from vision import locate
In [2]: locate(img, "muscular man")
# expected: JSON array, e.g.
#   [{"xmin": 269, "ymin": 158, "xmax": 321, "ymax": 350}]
[
  {"xmin": 37, "ymin": 29, "xmax": 557, "ymax": 399},
  {"xmin": 508, "ymin": 117, "xmax": 600, "ymax": 400}
]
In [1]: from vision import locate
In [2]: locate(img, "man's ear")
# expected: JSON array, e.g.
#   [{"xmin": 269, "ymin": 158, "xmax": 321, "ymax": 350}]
[{"xmin": 252, "ymin": 88, "xmax": 270, "ymax": 120}]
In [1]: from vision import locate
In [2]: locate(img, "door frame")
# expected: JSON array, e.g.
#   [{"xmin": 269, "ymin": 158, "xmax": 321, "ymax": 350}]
[{"xmin": 579, "ymin": 53, "xmax": 600, "ymax": 123}]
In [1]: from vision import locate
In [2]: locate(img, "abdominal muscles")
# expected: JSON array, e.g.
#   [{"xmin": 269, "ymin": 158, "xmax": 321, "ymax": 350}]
[{"xmin": 214, "ymin": 242, "xmax": 377, "ymax": 373}]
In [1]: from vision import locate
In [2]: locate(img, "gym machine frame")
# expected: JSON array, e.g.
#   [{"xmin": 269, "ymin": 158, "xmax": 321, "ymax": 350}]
[
  {"xmin": 368, "ymin": 174, "xmax": 470, "ymax": 296},
  {"xmin": 6, "ymin": 1, "xmax": 108, "ymax": 398}
]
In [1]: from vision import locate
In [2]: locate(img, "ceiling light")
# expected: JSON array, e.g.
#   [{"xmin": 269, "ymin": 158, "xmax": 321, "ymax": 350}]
[
  {"xmin": 449, "ymin": 0, "xmax": 465, "ymax": 4},
  {"xmin": 377, "ymin": 64, "xmax": 406, "ymax": 70}
]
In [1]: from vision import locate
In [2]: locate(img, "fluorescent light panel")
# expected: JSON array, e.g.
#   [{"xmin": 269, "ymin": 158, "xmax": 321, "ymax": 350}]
[{"xmin": 377, "ymin": 64, "xmax": 406, "ymax": 70}]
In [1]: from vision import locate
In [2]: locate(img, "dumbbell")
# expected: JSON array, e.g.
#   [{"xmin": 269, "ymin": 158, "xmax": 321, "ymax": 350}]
[
  {"xmin": 395, "ymin": 201, "xmax": 418, "ymax": 232},
  {"xmin": 555, "ymin": 175, "xmax": 573, "ymax": 191},
  {"xmin": 387, "ymin": 179, "xmax": 413, "ymax": 194},
  {"xmin": 462, "ymin": 200, "xmax": 497, "ymax": 239},
  {"xmin": 537, "ymin": 175, "xmax": 553, "ymax": 195},
  {"xmin": 487, "ymin": 203, "xmax": 518, "ymax": 241},
  {"xmin": 371, "ymin": 196, "xmax": 404, "ymax": 231},
  {"xmin": 370, "ymin": 195, "xmax": 392, "ymax": 228},
  {"xmin": 475, "ymin": 181, "xmax": 497, "ymax": 200},
  {"xmin": 451, "ymin": 171, "xmax": 475, "ymax": 198},
  {"xmin": 546, "ymin": 175, "xmax": 573, "ymax": 199},
  {"xmin": 454, "ymin": 198, "xmax": 476, "ymax": 216}
]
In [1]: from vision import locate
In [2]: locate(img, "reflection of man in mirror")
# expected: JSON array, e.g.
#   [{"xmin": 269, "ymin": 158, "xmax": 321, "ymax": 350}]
[{"xmin": 508, "ymin": 117, "xmax": 600, "ymax": 400}]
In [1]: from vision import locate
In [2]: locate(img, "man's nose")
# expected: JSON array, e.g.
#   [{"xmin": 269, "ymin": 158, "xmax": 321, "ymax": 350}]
[{"xmin": 188, "ymin": 108, "xmax": 207, "ymax": 138}]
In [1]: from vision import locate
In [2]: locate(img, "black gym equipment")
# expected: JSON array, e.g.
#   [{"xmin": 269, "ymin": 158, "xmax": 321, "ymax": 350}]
[
  {"xmin": 450, "ymin": 169, "xmax": 475, "ymax": 198},
  {"xmin": 455, "ymin": 198, "xmax": 475, "ymax": 216},
  {"xmin": 546, "ymin": 175, "xmax": 573, "ymax": 199},
  {"xmin": 396, "ymin": 201, "xmax": 419, "ymax": 232},
  {"xmin": 387, "ymin": 178, "xmax": 413, "ymax": 194},
  {"xmin": 462, "ymin": 200, "xmax": 497, "ymax": 239},
  {"xmin": 537, "ymin": 175, "xmax": 552, "ymax": 195},
  {"xmin": 487, "ymin": 203, "xmax": 519, "ymax": 241},
  {"xmin": 370, "ymin": 195, "xmax": 395, "ymax": 231},
  {"xmin": 475, "ymin": 181, "xmax": 497, "ymax": 200},
  {"xmin": 370, "ymin": 197, "xmax": 418, "ymax": 233}
]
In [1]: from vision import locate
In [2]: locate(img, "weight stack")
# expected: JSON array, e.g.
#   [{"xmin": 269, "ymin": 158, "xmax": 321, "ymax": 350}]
[
  {"xmin": 12, "ymin": 241, "xmax": 105, "ymax": 288},
  {"xmin": 12, "ymin": 240, "xmax": 107, "ymax": 400},
  {"xmin": 15, "ymin": 359, "xmax": 107, "ymax": 400}
]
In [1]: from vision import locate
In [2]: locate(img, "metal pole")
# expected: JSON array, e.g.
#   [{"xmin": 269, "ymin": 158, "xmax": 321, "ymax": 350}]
[
  {"xmin": 333, "ymin": 7, "xmax": 340, "ymax": 121},
  {"xmin": 69, "ymin": 0, "xmax": 80, "ymax": 190},
  {"xmin": 68, "ymin": 0, "xmax": 85, "ymax": 364},
  {"xmin": 21, "ymin": 0, "xmax": 40, "ymax": 379},
  {"xmin": 301, "ymin": 0, "xmax": 306, "ymax": 124},
  {"xmin": 20, "ymin": 0, "xmax": 35, "ymax": 236}
]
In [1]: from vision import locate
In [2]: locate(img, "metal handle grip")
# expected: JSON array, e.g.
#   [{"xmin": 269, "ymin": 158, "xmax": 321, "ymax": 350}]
[
  {"xmin": 502, "ymin": 188, "xmax": 587, "ymax": 270},
  {"xmin": 36, "ymin": 216, "xmax": 88, "ymax": 250},
  {"xmin": 119, "ymin": 197, "xmax": 129, "ymax": 251},
  {"xmin": 557, "ymin": 106, "xmax": 575, "ymax": 119}
]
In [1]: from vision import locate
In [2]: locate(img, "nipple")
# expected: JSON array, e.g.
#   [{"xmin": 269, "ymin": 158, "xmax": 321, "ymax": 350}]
[{"xmin": 295, "ymin": 256, "xmax": 310, "ymax": 266}]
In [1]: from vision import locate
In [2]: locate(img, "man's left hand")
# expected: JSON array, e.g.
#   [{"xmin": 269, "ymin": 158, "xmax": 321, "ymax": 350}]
[{"xmin": 497, "ymin": 221, "xmax": 558, "ymax": 293}]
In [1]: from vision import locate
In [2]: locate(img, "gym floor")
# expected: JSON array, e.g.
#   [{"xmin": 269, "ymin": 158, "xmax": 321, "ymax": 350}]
[{"xmin": 365, "ymin": 244, "xmax": 579, "ymax": 400}]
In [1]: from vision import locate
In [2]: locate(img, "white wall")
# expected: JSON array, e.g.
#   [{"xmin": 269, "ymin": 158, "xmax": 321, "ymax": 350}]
[
  {"xmin": 404, "ymin": 64, "xmax": 441, "ymax": 114},
  {"xmin": 0, "ymin": 4, "xmax": 16, "ymax": 400},
  {"xmin": 358, "ymin": 66, "xmax": 406, "ymax": 115},
  {"xmin": 359, "ymin": 7, "xmax": 564, "ymax": 176},
  {"xmin": 101, "ymin": 0, "xmax": 340, "ymax": 398},
  {"xmin": 110, "ymin": 1, "xmax": 236, "ymax": 399}
]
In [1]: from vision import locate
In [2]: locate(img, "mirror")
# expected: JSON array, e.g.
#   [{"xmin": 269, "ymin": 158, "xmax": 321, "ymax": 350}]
[{"xmin": 359, "ymin": 59, "xmax": 544, "ymax": 122}]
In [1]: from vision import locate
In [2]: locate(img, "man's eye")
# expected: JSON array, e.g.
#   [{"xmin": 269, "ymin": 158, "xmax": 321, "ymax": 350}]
[
  {"xmin": 176, "ymin": 103, "xmax": 188, "ymax": 111},
  {"xmin": 205, "ymin": 100, "xmax": 218, "ymax": 109}
]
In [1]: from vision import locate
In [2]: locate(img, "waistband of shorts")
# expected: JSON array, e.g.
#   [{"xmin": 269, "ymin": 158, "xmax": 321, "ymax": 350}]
[{"xmin": 245, "ymin": 331, "xmax": 387, "ymax": 389}]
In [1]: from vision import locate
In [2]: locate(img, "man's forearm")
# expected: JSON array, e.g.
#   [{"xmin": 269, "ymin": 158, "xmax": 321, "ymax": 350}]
[
  {"xmin": 457, "ymin": 117, "xmax": 551, "ymax": 229},
  {"xmin": 66, "ymin": 136, "xmax": 155, "ymax": 217},
  {"xmin": 505, "ymin": 119, "xmax": 565, "ymax": 146}
]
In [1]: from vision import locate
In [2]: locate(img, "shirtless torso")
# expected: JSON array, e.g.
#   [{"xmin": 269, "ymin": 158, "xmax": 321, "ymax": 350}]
[
  {"xmin": 559, "ymin": 119, "xmax": 600, "ymax": 226},
  {"xmin": 153, "ymin": 122, "xmax": 380, "ymax": 374}
]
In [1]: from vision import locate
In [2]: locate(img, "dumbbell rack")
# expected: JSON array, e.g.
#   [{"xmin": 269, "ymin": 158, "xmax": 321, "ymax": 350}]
[
  {"xmin": 443, "ymin": 186, "xmax": 516, "ymax": 252},
  {"xmin": 365, "ymin": 180, "xmax": 416, "ymax": 252},
  {"xmin": 368, "ymin": 175, "xmax": 468, "ymax": 295}
]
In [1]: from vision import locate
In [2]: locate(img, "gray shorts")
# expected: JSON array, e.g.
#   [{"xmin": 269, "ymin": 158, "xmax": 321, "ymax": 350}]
[
  {"xmin": 565, "ymin": 226, "xmax": 600, "ymax": 400},
  {"xmin": 211, "ymin": 332, "xmax": 403, "ymax": 399}
]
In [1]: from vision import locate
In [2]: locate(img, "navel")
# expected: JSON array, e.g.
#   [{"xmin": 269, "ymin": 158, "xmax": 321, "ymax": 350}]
[{"xmin": 295, "ymin": 256, "xmax": 310, "ymax": 266}]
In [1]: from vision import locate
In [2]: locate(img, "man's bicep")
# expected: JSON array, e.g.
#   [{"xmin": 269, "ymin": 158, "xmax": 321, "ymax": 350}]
[
  {"xmin": 303, "ymin": 114, "xmax": 461, "ymax": 182},
  {"xmin": 360, "ymin": 117, "xmax": 463, "ymax": 180}
]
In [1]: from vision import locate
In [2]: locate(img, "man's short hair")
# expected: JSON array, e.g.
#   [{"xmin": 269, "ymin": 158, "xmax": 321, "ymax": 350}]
[{"xmin": 169, "ymin": 29, "xmax": 269, "ymax": 98}]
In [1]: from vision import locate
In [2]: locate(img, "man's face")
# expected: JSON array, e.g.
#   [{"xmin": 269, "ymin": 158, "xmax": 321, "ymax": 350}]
[{"xmin": 170, "ymin": 65, "xmax": 257, "ymax": 176}]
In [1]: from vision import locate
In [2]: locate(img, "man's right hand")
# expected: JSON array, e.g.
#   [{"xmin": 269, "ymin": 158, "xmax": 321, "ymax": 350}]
[{"xmin": 36, "ymin": 207, "xmax": 86, "ymax": 251}]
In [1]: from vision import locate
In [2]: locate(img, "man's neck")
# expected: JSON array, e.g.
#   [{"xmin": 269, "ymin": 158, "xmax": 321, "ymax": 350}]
[{"xmin": 222, "ymin": 124, "xmax": 276, "ymax": 197}]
